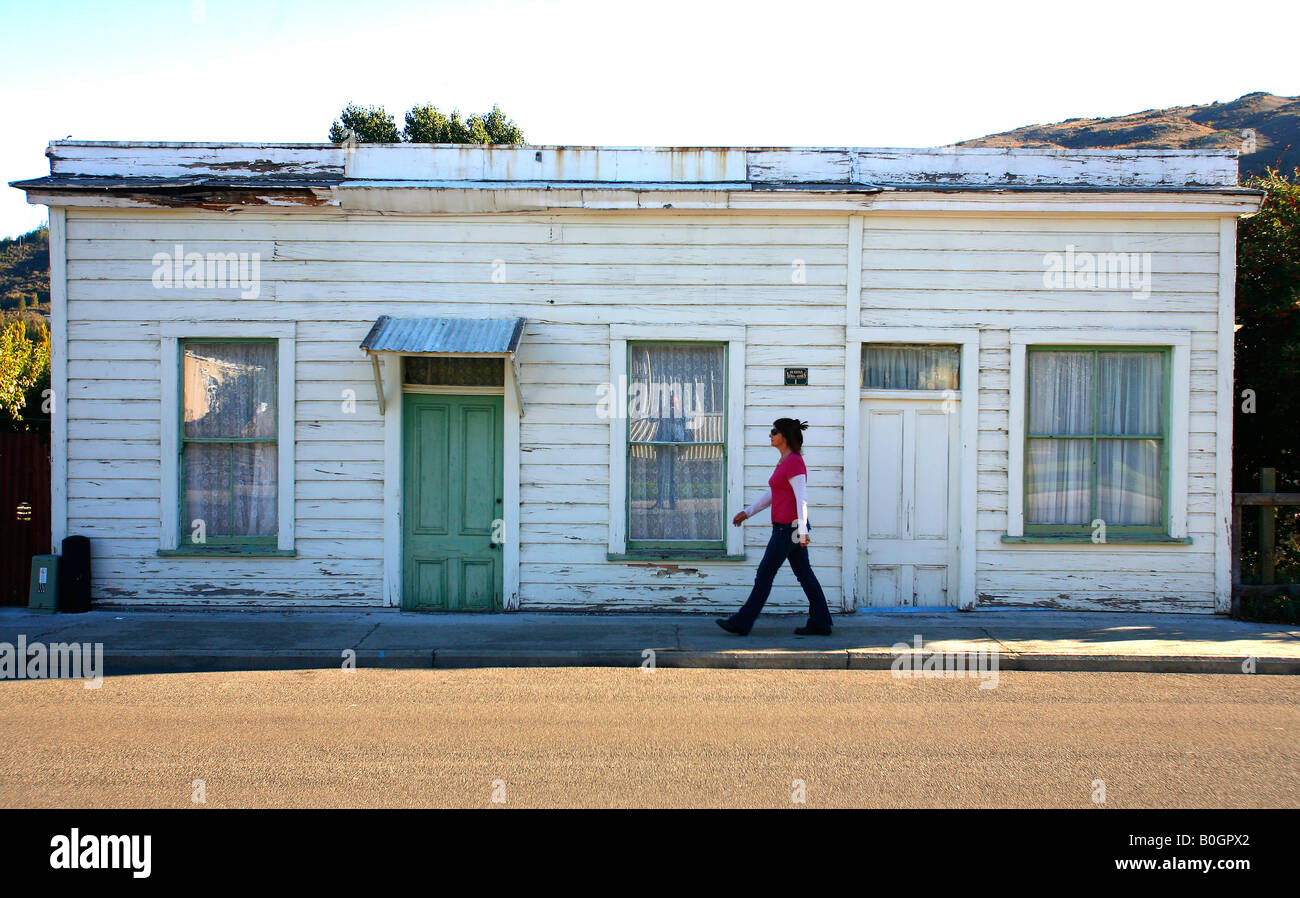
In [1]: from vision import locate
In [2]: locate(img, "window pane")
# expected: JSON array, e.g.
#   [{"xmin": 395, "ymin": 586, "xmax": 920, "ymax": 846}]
[
  {"xmin": 1097, "ymin": 352, "xmax": 1163, "ymax": 435},
  {"xmin": 184, "ymin": 443, "xmax": 278, "ymax": 538},
  {"xmin": 862, "ymin": 344, "xmax": 959, "ymax": 390},
  {"xmin": 403, "ymin": 356, "xmax": 504, "ymax": 386},
  {"xmin": 231, "ymin": 443, "xmax": 279, "ymax": 535},
  {"xmin": 184, "ymin": 342, "xmax": 276, "ymax": 439},
  {"xmin": 1027, "ymin": 351, "xmax": 1092, "ymax": 435},
  {"xmin": 184, "ymin": 442, "xmax": 231, "ymax": 538},
  {"xmin": 1026, "ymin": 438, "xmax": 1091, "ymax": 524},
  {"xmin": 629, "ymin": 444, "xmax": 723, "ymax": 541},
  {"xmin": 628, "ymin": 343, "xmax": 724, "ymax": 444},
  {"xmin": 1097, "ymin": 439, "xmax": 1161, "ymax": 525}
]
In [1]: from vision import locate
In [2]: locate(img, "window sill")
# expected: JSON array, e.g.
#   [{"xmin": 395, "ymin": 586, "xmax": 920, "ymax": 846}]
[
  {"xmin": 1000, "ymin": 535, "xmax": 1192, "ymax": 545},
  {"xmin": 157, "ymin": 547, "xmax": 297, "ymax": 557},
  {"xmin": 608, "ymin": 551, "xmax": 747, "ymax": 563}
]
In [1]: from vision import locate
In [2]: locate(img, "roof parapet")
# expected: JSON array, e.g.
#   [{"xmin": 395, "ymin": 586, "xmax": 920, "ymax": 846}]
[{"xmin": 40, "ymin": 141, "xmax": 1241, "ymax": 189}]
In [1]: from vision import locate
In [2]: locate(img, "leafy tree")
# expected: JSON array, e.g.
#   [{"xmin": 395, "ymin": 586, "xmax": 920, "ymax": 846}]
[
  {"xmin": 0, "ymin": 225, "xmax": 49, "ymax": 311},
  {"xmin": 1234, "ymin": 168, "xmax": 1300, "ymax": 583},
  {"xmin": 1235, "ymin": 167, "xmax": 1300, "ymax": 490},
  {"xmin": 0, "ymin": 314, "xmax": 50, "ymax": 431},
  {"xmin": 332, "ymin": 102, "xmax": 525, "ymax": 144},
  {"xmin": 402, "ymin": 104, "xmax": 474, "ymax": 143},
  {"xmin": 327, "ymin": 103, "xmax": 401, "ymax": 143},
  {"xmin": 462, "ymin": 104, "xmax": 525, "ymax": 144}
]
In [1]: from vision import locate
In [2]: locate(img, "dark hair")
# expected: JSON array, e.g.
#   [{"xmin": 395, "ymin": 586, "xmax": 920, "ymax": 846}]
[{"xmin": 773, "ymin": 418, "xmax": 809, "ymax": 454}]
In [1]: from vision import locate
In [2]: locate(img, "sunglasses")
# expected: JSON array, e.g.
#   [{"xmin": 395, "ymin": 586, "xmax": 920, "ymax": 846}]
[{"xmin": 769, "ymin": 428, "xmax": 779, "ymax": 436}]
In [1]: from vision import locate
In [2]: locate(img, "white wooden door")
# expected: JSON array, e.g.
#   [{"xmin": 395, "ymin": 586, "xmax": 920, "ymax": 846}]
[{"xmin": 858, "ymin": 398, "xmax": 960, "ymax": 606}]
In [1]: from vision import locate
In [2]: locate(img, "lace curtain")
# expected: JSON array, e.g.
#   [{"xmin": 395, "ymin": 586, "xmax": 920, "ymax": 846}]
[
  {"xmin": 627, "ymin": 343, "xmax": 724, "ymax": 541},
  {"xmin": 862, "ymin": 344, "xmax": 960, "ymax": 391},
  {"xmin": 1026, "ymin": 350, "xmax": 1162, "ymax": 526},
  {"xmin": 182, "ymin": 342, "xmax": 278, "ymax": 537}
]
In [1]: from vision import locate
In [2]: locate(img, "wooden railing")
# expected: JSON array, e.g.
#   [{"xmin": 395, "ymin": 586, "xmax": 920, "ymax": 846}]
[{"xmin": 1232, "ymin": 467, "xmax": 1300, "ymax": 614}]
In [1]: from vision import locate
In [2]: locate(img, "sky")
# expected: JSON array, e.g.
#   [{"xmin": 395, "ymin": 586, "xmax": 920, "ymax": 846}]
[{"xmin": 2, "ymin": 0, "xmax": 1297, "ymax": 237}]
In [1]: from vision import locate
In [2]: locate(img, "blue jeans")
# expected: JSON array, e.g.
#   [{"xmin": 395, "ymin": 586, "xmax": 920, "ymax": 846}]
[{"xmin": 728, "ymin": 523, "xmax": 833, "ymax": 632}]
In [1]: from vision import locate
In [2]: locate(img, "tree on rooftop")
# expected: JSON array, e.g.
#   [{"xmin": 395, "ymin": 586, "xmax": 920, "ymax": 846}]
[
  {"xmin": 330, "ymin": 102, "xmax": 525, "ymax": 144},
  {"xmin": 327, "ymin": 103, "xmax": 401, "ymax": 143}
]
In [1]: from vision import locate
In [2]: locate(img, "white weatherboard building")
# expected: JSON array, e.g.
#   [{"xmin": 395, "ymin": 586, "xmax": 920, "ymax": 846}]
[{"xmin": 13, "ymin": 141, "xmax": 1262, "ymax": 614}]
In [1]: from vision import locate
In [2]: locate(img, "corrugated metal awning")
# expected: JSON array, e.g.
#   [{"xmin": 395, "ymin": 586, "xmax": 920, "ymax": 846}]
[
  {"xmin": 359, "ymin": 315, "xmax": 527, "ymax": 415},
  {"xmin": 360, "ymin": 315, "xmax": 526, "ymax": 355}
]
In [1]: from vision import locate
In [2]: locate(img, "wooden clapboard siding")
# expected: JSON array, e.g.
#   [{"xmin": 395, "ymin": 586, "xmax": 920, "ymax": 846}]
[
  {"xmin": 859, "ymin": 216, "xmax": 1222, "ymax": 611},
  {"xmin": 64, "ymin": 207, "xmax": 848, "ymax": 608},
  {"xmin": 61, "ymin": 202, "xmax": 1231, "ymax": 611}
]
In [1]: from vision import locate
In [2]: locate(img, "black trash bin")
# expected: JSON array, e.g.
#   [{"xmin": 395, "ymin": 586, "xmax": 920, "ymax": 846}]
[{"xmin": 59, "ymin": 535, "xmax": 91, "ymax": 614}]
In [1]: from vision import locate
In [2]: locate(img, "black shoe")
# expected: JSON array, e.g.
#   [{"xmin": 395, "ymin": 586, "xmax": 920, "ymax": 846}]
[
  {"xmin": 794, "ymin": 625, "xmax": 833, "ymax": 636},
  {"xmin": 716, "ymin": 618, "xmax": 749, "ymax": 635}
]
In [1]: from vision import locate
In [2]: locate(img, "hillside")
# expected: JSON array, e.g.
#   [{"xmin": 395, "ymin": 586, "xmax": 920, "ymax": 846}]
[
  {"xmin": 0, "ymin": 225, "xmax": 49, "ymax": 313},
  {"xmin": 958, "ymin": 91, "xmax": 1299, "ymax": 178}
]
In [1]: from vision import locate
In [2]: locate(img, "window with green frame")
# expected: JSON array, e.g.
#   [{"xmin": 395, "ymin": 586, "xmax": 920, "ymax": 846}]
[
  {"xmin": 179, "ymin": 339, "xmax": 278, "ymax": 547},
  {"xmin": 1025, "ymin": 346, "xmax": 1169, "ymax": 536},
  {"xmin": 626, "ymin": 341, "xmax": 726, "ymax": 550}
]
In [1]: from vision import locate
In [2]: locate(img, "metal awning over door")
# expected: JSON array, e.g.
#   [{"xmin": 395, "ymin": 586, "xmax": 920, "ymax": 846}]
[{"xmin": 359, "ymin": 315, "xmax": 527, "ymax": 413}]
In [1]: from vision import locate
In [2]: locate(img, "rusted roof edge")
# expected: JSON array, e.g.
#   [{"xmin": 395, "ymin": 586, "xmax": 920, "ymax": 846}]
[{"xmin": 11, "ymin": 175, "xmax": 1262, "ymax": 196}]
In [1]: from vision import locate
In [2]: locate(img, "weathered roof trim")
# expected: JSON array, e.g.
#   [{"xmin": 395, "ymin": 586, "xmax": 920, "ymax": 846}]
[
  {"xmin": 10, "ymin": 175, "xmax": 341, "ymax": 190},
  {"xmin": 32, "ymin": 140, "xmax": 1243, "ymax": 189},
  {"xmin": 13, "ymin": 175, "xmax": 1260, "ymax": 197}
]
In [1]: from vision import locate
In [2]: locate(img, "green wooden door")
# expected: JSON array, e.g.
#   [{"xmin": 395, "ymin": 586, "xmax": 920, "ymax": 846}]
[{"xmin": 402, "ymin": 393, "xmax": 504, "ymax": 611}]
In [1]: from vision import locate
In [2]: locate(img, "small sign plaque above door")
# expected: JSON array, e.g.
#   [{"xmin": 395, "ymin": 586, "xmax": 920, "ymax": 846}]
[{"xmin": 784, "ymin": 367, "xmax": 808, "ymax": 386}]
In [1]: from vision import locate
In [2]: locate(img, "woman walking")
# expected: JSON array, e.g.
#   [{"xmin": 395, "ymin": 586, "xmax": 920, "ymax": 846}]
[{"xmin": 718, "ymin": 418, "xmax": 834, "ymax": 636}]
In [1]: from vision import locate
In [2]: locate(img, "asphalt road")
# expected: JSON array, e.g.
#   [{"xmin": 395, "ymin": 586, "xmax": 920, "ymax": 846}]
[{"xmin": 1, "ymin": 669, "xmax": 1296, "ymax": 808}]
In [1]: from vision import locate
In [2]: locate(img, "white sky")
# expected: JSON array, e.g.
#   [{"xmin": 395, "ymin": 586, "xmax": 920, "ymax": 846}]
[{"xmin": 2, "ymin": 0, "xmax": 1296, "ymax": 236}]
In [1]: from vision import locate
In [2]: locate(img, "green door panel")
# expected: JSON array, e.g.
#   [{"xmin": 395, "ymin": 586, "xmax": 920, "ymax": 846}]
[{"xmin": 402, "ymin": 393, "xmax": 504, "ymax": 611}]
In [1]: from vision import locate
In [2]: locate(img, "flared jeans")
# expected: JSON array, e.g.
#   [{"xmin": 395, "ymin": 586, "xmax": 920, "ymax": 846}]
[{"xmin": 728, "ymin": 523, "xmax": 834, "ymax": 633}]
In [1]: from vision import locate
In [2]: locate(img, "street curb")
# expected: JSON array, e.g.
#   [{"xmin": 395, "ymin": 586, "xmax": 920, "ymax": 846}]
[
  {"xmin": 64, "ymin": 648, "xmax": 1300, "ymax": 675},
  {"xmin": 844, "ymin": 649, "xmax": 1300, "ymax": 675},
  {"xmin": 653, "ymin": 649, "xmax": 848, "ymax": 669},
  {"xmin": 432, "ymin": 649, "xmax": 645, "ymax": 668},
  {"xmin": 1006, "ymin": 654, "xmax": 1300, "ymax": 675},
  {"xmin": 100, "ymin": 649, "xmax": 433, "ymax": 674}
]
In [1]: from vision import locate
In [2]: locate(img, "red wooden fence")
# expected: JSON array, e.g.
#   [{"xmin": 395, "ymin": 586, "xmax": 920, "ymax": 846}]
[{"xmin": 0, "ymin": 432, "xmax": 50, "ymax": 605}]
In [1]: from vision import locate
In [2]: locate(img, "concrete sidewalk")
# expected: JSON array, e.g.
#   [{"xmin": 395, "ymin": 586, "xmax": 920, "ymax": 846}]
[{"xmin": 1, "ymin": 605, "xmax": 1298, "ymax": 675}]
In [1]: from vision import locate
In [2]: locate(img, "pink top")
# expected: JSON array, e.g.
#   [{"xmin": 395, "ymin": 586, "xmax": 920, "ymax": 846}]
[
  {"xmin": 769, "ymin": 452, "xmax": 806, "ymax": 524},
  {"xmin": 743, "ymin": 453, "xmax": 810, "ymax": 535}
]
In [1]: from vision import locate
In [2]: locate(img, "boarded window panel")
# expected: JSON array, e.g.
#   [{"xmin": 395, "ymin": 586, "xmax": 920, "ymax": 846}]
[
  {"xmin": 403, "ymin": 356, "xmax": 504, "ymax": 386},
  {"xmin": 862, "ymin": 344, "xmax": 959, "ymax": 391}
]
